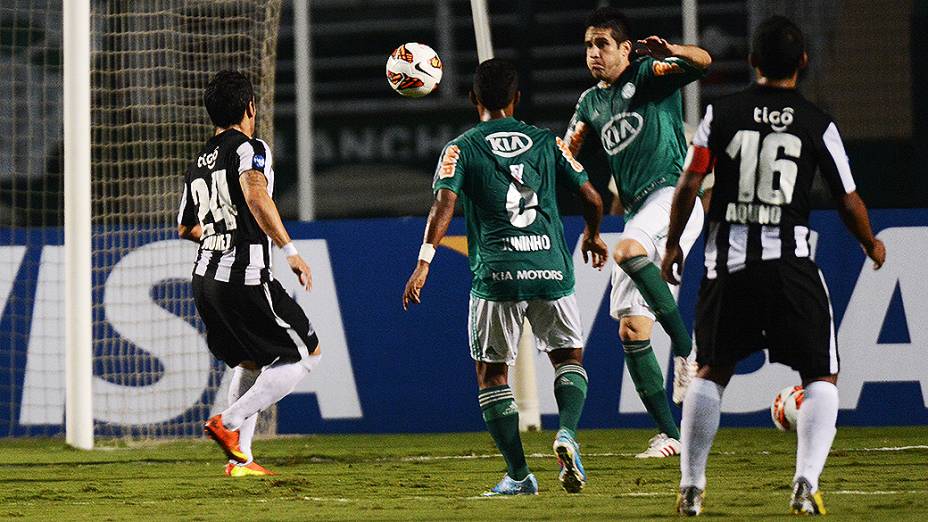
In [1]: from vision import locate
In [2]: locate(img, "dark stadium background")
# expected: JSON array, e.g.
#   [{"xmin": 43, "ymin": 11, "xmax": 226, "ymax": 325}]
[{"xmin": 268, "ymin": 0, "xmax": 922, "ymax": 220}]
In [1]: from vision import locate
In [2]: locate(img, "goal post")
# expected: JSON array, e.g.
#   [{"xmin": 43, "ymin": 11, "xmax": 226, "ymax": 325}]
[
  {"xmin": 1, "ymin": 0, "xmax": 283, "ymax": 444},
  {"xmin": 63, "ymin": 0, "xmax": 94, "ymax": 451},
  {"xmin": 469, "ymin": 0, "xmax": 541, "ymax": 432},
  {"xmin": 681, "ymin": 0, "xmax": 701, "ymax": 127}
]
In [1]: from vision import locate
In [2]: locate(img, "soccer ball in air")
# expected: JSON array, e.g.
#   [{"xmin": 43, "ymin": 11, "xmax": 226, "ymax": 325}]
[
  {"xmin": 771, "ymin": 385, "xmax": 805, "ymax": 431},
  {"xmin": 385, "ymin": 43, "xmax": 443, "ymax": 97}
]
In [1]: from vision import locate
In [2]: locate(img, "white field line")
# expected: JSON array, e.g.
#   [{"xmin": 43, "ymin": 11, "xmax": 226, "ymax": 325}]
[
  {"xmin": 855, "ymin": 445, "xmax": 928, "ymax": 451},
  {"xmin": 399, "ymin": 445, "xmax": 928, "ymax": 462},
  {"xmin": 462, "ymin": 490, "xmax": 925, "ymax": 501},
  {"xmin": 832, "ymin": 490, "xmax": 923, "ymax": 495}
]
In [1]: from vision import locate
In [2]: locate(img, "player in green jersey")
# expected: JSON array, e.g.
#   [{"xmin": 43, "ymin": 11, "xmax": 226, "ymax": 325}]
[
  {"xmin": 564, "ymin": 7, "xmax": 711, "ymax": 458},
  {"xmin": 403, "ymin": 59, "xmax": 609, "ymax": 496}
]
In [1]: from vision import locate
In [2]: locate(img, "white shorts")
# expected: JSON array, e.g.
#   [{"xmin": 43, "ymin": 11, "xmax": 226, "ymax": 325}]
[
  {"xmin": 468, "ymin": 293, "xmax": 584, "ymax": 365},
  {"xmin": 610, "ymin": 187, "xmax": 703, "ymax": 321}
]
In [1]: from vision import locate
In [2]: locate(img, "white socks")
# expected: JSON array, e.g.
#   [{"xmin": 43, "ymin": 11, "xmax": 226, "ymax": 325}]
[
  {"xmin": 794, "ymin": 381, "xmax": 839, "ymax": 492},
  {"xmin": 222, "ymin": 354, "xmax": 321, "ymax": 430},
  {"xmin": 679, "ymin": 377, "xmax": 838, "ymax": 493},
  {"xmin": 680, "ymin": 377, "xmax": 725, "ymax": 490},
  {"xmin": 227, "ymin": 366, "xmax": 260, "ymax": 463}
]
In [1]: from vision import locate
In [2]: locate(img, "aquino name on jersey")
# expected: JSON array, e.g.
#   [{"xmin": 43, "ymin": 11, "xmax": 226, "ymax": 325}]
[{"xmin": 693, "ymin": 84, "xmax": 857, "ymax": 277}]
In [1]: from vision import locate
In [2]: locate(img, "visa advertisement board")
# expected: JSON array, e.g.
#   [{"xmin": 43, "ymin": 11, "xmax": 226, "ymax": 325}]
[{"xmin": 1, "ymin": 210, "xmax": 926, "ymax": 436}]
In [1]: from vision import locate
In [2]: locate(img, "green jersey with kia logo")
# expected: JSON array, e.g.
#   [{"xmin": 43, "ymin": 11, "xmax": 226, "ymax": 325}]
[
  {"xmin": 565, "ymin": 56, "xmax": 706, "ymax": 215},
  {"xmin": 432, "ymin": 117, "xmax": 589, "ymax": 301}
]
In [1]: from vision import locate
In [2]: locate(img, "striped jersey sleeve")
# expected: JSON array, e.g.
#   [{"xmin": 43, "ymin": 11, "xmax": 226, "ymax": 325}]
[{"xmin": 815, "ymin": 121, "xmax": 856, "ymax": 196}]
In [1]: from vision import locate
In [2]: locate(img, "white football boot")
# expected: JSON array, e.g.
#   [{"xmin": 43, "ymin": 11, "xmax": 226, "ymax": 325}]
[{"xmin": 635, "ymin": 433, "xmax": 681, "ymax": 459}]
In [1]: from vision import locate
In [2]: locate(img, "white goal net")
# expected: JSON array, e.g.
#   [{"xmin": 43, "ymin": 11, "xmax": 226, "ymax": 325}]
[{"xmin": 1, "ymin": 0, "xmax": 282, "ymax": 439}]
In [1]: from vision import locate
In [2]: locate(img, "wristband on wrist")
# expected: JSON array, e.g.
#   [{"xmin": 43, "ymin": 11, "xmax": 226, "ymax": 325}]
[
  {"xmin": 282, "ymin": 242, "xmax": 299, "ymax": 257},
  {"xmin": 418, "ymin": 243, "xmax": 436, "ymax": 264}
]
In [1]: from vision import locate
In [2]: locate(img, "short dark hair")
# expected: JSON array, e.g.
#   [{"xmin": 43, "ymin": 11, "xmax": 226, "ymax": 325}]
[
  {"xmin": 204, "ymin": 70, "xmax": 254, "ymax": 128},
  {"xmin": 472, "ymin": 59, "xmax": 518, "ymax": 111},
  {"xmin": 585, "ymin": 7, "xmax": 632, "ymax": 43},
  {"xmin": 751, "ymin": 16, "xmax": 805, "ymax": 80}
]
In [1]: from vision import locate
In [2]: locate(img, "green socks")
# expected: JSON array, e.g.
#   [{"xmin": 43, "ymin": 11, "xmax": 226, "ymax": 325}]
[
  {"xmin": 623, "ymin": 340, "xmax": 680, "ymax": 440},
  {"xmin": 478, "ymin": 385, "xmax": 530, "ymax": 480},
  {"xmin": 620, "ymin": 255, "xmax": 692, "ymax": 357},
  {"xmin": 553, "ymin": 364, "xmax": 589, "ymax": 439}
]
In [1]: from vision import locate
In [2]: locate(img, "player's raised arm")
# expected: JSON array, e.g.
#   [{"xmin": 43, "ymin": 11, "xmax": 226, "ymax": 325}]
[
  {"xmin": 240, "ymin": 170, "xmax": 312, "ymax": 290},
  {"xmin": 636, "ymin": 36, "xmax": 711, "ymax": 96},
  {"xmin": 636, "ymin": 36, "xmax": 712, "ymax": 70}
]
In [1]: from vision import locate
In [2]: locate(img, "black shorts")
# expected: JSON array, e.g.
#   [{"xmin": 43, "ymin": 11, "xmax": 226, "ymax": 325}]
[
  {"xmin": 694, "ymin": 258, "xmax": 838, "ymax": 378},
  {"xmin": 192, "ymin": 275, "xmax": 319, "ymax": 368}
]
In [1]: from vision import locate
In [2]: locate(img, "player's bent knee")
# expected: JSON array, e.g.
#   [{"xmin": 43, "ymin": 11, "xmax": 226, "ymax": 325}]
[
  {"xmin": 619, "ymin": 316, "xmax": 652, "ymax": 341},
  {"xmin": 613, "ymin": 239, "xmax": 648, "ymax": 265},
  {"xmin": 696, "ymin": 364, "xmax": 735, "ymax": 387},
  {"xmin": 475, "ymin": 361, "xmax": 509, "ymax": 389},
  {"xmin": 801, "ymin": 373, "xmax": 837, "ymax": 386},
  {"xmin": 548, "ymin": 347, "xmax": 583, "ymax": 366}
]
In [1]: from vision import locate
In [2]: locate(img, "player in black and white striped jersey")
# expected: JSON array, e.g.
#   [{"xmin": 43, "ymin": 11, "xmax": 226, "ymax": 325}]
[
  {"xmin": 177, "ymin": 70, "xmax": 322, "ymax": 477},
  {"xmin": 680, "ymin": 67, "xmax": 861, "ymax": 279},
  {"xmin": 660, "ymin": 17, "xmax": 886, "ymax": 516}
]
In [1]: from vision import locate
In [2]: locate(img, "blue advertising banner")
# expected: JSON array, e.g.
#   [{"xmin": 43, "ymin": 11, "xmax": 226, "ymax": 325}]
[{"xmin": 1, "ymin": 210, "xmax": 926, "ymax": 436}]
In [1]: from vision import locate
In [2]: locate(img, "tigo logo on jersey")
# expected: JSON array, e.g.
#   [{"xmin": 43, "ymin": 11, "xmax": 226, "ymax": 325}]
[
  {"xmin": 253, "ymin": 154, "xmax": 266, "ymax": 169},
  {"xmin": 754, "ymin": 106, "xmax": 795, "ymax": 132},
  {"xmin": 485, "ymin": 132, "xmax": 533, "ymax": 158},
  {"xmin": 197, "ymin": 147, "xmax": 219, "ymax": 170},
  {"xmin": 601, "ymin": 113, "xmax": 643, "ymax": 155}
]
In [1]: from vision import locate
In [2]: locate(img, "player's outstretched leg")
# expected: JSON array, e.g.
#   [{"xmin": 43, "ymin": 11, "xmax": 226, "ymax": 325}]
[
  {"xmin": 222, "ymin": 366, "xmax": 275, "ymax": 477},
  {"xmin": 551, "ymin": 362, "xmax": 588, "ymax": 493},
  {"xmin": 790, "ymin": 379, "xmax": 837, "ymax": 515},
  {"xmin": 622, "ymin": 338, "xmax": 681, "ymax": 458},
  {"xmin": 619, "ymin": 255, "xmax": 692, "ymax": 358},
  {"xmin": 479, "ymin": 385, "xmax": 536, "ymax": 496},
  {"xmin": 677, "ymin": 375, "xmax": 725, "ymax": 516},
  {"xmin": 207, "ymin": 352, "xmax": 322, "ymax": 463}
]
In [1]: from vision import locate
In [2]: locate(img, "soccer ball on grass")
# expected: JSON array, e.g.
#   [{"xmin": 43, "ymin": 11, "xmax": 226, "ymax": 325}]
[
  {"xmin": 385, "ymin": 42, "xmax": 442, "ymax": 97},
  {"xmin": 771, "ymin": 385, "xmax": 805, "ymax": 431}
]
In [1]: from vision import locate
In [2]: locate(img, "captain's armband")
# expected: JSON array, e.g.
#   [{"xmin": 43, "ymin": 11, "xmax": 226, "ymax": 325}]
[{"xmin": 683, "ymin": 145, "xmax": 714, "ymax": 176}]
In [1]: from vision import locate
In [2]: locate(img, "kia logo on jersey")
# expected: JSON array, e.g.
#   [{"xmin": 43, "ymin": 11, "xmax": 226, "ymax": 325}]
[
  {"xmin": 485, "ymin": 132, "xmax": 533, "ymax": 158},
  {"xmin": 601, "ymin": 112, "xmax": 643, "ymax": 155}
]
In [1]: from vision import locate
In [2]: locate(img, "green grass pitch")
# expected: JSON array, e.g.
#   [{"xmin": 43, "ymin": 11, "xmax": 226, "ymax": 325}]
[{"xmin": 1, "ymin": 427, "xmax": 926, "ymax": 520}]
